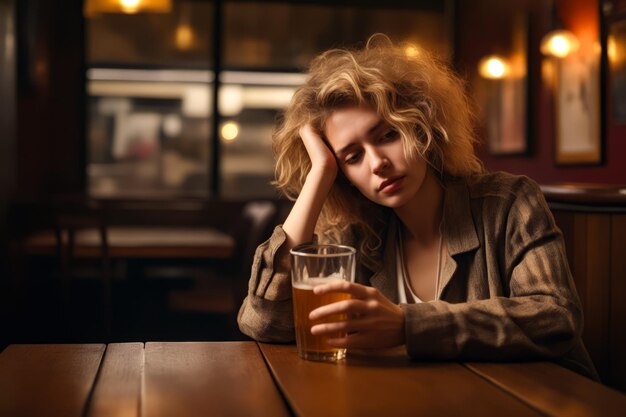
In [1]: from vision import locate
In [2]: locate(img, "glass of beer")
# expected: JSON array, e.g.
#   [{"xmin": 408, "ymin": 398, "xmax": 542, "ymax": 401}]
[{"xmin": 290, "ymin": 243, "xmax": 356, "ymax": 361}]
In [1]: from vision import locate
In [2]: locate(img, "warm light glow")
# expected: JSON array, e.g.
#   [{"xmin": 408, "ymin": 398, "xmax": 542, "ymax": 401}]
[
  {"xmin": 608, "ymin": 35, "xmax": 619, "ymax": 63},
  {"xmin": 541, "ymin": 59, "xmax": 556, "ymax": 90},
  {"xmin": 176, "ymin": 25, "xmax": 194, "ymax": 50},
  {"xmin": 478, "ymin": 55, "xmax": 510, "ymax": 79},
  {"xmin": 221, "ymin": 122, "xmax": 240, "ymax": 142},
  {"xmin": 219, "ymin": 85, "xmax": 244, "ymax": 116},
  {"xmin": 540, "ymin": 30, "xmax": 579, "ymax": 58},
  {"xmin": 84, "ymin": 0, "xmax": 172, "ymax": 17},
  {"xmin": 119, "ymin": 0, "xmax": 141, "ymax": 13},
  {"xmin": 404, "ymin": 45, "xmax": 420, "ymax": 58}
]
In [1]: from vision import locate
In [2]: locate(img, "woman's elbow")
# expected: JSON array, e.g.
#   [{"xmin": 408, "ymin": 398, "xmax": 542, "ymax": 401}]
[
  {"xmin": 538, "ymin": 300, "xmax": 582, "ymax": 356},
  {"xmin": 236, "ymin": 296, "xmax": 295, "ymax": 342}
]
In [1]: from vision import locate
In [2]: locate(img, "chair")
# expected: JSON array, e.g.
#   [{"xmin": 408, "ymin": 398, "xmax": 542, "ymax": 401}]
[
  {"xmin": 167, "ymin": 200, "xmax": 278, "ymax": 323},
  {"xmin": 229, "ymin": 200, "xmax": 278, "ymax": 307},
  {"xmin": 53, "ymin": 201, "xmax": 113, "ymax": 340}
]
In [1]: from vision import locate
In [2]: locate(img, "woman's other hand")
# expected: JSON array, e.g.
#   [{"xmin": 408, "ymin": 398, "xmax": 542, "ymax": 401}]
[
  {"xmin": 299, "ymin": 123, "xmax": 337, "ymax": 179},
  {"xmin": 309, "ymin": 282, "xmax": 406, "ymax": 349}
]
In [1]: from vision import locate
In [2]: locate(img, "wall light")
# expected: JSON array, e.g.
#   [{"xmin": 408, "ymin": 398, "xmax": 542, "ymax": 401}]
[
  {"xmin": 540, "ymin": 29, "xmax": 579, "ymax": 58},
  {"xmin": 539, "ymin": 0, "xmax": 579, "ymax": 59},
  {"xmin": 477, "ymin": 55, "xmax": 510, "ymax": 79}
]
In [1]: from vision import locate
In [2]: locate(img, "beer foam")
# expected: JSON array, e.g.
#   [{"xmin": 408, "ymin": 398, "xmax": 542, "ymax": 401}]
[{"xmin": 293, "ymin": 276, "xmax": 345, "ymax": 290}]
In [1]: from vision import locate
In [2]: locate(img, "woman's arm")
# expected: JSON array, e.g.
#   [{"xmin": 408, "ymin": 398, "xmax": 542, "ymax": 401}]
[
  {"xmin": 309, "ymin": 179, "xmax": 583, "ymax": 361},
  {"xmin": 237, "ymin": 124, "xmax": 338, "ymax": 342},
  {"xmin": 400, "ymin": 179, "xmax": 583, "ymax": 361},
  {"xmin": 280, "ymin": 124, "xmax": 338, "ymax": 253}
]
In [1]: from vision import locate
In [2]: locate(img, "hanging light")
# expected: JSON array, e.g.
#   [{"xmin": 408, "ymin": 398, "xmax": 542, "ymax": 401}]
[
  {"xmin": 176, "ymin": 24, "xmax": 194, "ymax": 50},
  {"xmin": 477, "ymin": 55, "xmax": 510, "ymax": 79},
  {"xmin": 175, "ymin": 4, "xmax": 194, "ymax": 51},
  {"xmin": 540, "ymin": 29, "xmax": 579, "ymax": 58},
  {"xmin": 84, "ymin": 0, "xmax": 172, "ymax": 17},
  {"xmin": 119, "ymin": 0, "xmax": 141, "ymax": 14}
]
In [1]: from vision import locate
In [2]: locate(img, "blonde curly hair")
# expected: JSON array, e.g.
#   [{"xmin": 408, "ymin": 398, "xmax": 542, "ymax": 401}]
[{"xmin": 273, "ymin": 35, "xmax": 483, "ymax": 270}]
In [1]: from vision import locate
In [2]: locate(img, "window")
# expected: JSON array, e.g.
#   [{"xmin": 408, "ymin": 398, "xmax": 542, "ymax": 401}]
[{"xmin": 85, "ymin": 0, "xmax": 452, "ymax": 199}]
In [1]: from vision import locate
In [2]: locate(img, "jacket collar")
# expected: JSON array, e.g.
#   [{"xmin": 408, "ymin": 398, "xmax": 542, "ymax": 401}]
[
  {"xmin": 368, "ymin": 176, "xmax": 481, "ymax": 302},
  {"xmin": 442, "ymin": 176, "xmax": 480, "ymax": 257}
]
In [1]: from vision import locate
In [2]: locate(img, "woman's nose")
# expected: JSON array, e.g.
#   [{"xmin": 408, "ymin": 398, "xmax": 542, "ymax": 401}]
[{"xmin": 370, "ymin": 151, "xmax": 390, "ymax": 175}]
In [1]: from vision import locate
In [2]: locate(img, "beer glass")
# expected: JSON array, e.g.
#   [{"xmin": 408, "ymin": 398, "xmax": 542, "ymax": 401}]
[{"xmin": 290, "ymin": 243, "xmax": 356, "ymax": 361}]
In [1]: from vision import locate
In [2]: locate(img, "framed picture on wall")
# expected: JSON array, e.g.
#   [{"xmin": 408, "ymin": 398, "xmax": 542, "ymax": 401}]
[
  {"xmin": 554, "ymin": 55, "xmax": 602, "ymax": 164},
  {"xmin": 480, "ymin": 13, "xmax": 530, "ymax": 156},
  {"xmin": 552, "ymin": 3, "xmax": 604, "ymax": 165}
]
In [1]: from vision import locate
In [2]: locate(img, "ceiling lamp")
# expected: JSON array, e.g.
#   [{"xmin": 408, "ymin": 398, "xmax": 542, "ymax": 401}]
[{"xmin": 84, "ymin": 0, "xmax": 172, "ymax": 17}]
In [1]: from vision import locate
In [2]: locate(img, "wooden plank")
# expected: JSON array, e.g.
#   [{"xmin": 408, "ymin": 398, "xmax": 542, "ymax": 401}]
[
  {"xmin": 572, "ymin": 214, "xmax": 589, "ymax": 317},
  {"xmin": 143, "ymin": 342, "xmax": 289, "ymax": 417},
  {"xmin": 465, "ymin": 362, "xmax": 626, "ymax": 417},
  {"xmin": 610, "ymin": 215, "xmax": 626, "ymax": 391},
  {"xmin": 0, "ymin": 344, "xmax": 105, "ymax": 417},
  {"xmin": 88, "ymin": 343, "xmax": 144, "ymax": 417},
  {"xmin": 582, "ymin": 215, "xmax": 612, "ymax": 380},
  {"xmin": 259, "ymin": 343, "xmax": 542, "ymax": 417},
  {"xmin": 551, "ymin": 210, "xmax": 576, "ymax": 276}
]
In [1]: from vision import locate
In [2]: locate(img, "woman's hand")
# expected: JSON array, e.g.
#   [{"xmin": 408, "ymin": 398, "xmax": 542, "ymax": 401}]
[
  {"xmin": 309, "ymin": 281, "xmax": 406, "ymax": 349},
  {"xmin": 279, "ymin": 123, "xmax": 338, "ymax": 251},
  {"xmin": 299, "ymin": 123, "xmax": 337, "ymax": 178}
]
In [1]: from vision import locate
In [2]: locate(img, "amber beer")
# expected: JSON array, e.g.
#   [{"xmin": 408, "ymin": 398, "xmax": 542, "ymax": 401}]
[
  {"xmin": 292, "ymin": 278, "xmax": 351, "ymax": 361},
  {"xmin": 290, "ymin": 243, "xmax": 356, "ymax": 362}
]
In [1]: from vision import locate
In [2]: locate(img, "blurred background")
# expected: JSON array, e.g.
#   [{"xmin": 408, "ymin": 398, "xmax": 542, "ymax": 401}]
[{"xmin": 0, "ymin": 0, "xmax": 625, "ymax": 390}]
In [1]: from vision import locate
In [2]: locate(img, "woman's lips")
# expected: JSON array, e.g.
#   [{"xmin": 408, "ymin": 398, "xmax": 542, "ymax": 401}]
[{"xmin": 379, "ymin": 176, "xmax": 405, "ymax": 194}]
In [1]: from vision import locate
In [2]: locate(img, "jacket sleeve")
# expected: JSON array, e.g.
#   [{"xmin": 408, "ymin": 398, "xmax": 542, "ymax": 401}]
[
  {"xmin": 400, "ymin": 179, "xmax": 584, "ymax": 362},
  {"xmin": 237, "ymin": 225, "xmax": 296, "ymax": 342}
]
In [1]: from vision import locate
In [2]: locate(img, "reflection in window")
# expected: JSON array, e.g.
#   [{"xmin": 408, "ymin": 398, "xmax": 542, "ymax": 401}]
[
  {"xmin": 86, "ymin": 1, "xmax": 214, "ymax": 198},
  {"xmin": 85, "ymin": 1, "xmax": 452, "ymax": 199},
  {"xmin": 218, "ymin": 72, "xmax": 306, "ymax": 199},
  {"xmin": 87, "ymin": 69, "xmax": 214, "ymax": 198},
  {"xmin": 224, "ymin": 2, "xmax": 452, "ymax": 69}
]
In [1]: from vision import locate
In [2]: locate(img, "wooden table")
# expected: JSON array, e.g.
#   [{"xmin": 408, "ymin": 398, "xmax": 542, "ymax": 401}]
[
  {"xmin": 1, "ymin": 343, "xmax": 625, "ymax": 417},
  {"xmin": 23, "ymin": 226, "xmax": 235, "ymax": 259}
]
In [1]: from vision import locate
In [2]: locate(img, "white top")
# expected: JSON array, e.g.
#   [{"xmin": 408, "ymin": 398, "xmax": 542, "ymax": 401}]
[{"xmin": 396, "ymin": 231, "xmax": 423, "ymax": 304}]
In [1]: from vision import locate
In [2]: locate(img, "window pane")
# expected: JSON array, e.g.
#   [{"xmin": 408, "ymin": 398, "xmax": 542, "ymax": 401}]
[
  {"xmin": 87, "ymin": 2, "xmax": 213, "ymax": 67},
  {"xmin": 218, "ymin": 72, "xmax": 306, "ymax": 199},
  {"xmin": 86, "ymin": 1, "xmax": 213, "ymax": 198},
  {"xmin": 224, "ymin": 3, "xmax": 451, "ymax": 69},
  {"xmin": 86, "ymin": 1, "xmax": 452, "ymax": 200},
  {"xmin": 220, "ymin": 2, "xmax": 451, "ymax": 199}
]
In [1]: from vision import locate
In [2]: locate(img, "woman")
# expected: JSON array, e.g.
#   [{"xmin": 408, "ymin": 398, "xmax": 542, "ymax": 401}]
[{"xmin": 237, "ymin": 36, "xmax": 597, "ymax": 380}]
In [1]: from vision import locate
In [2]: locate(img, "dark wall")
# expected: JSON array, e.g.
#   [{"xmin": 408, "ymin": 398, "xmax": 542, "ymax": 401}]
[
  {"xmin": 1, "ymin": 0, "xmax": 16, "ymax": 277},
  {"xmin": 16, "ymin": 0, "xmax": 85, "ymax": 200},
  {"xmin": 457, "ymin": 0, "xmax": 626, "ymax": 184}
]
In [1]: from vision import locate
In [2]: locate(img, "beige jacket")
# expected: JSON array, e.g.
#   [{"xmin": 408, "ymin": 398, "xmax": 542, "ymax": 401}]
[{"xmin": 237, "ymin": 172, "xmax": 598, "ymax": 380}]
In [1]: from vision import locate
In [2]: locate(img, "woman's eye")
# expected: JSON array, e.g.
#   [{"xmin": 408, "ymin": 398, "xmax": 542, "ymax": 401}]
[
  {"xmin": 344, "ymin": 152, "xmax": 361, "ymax": 165},
  {"xmin": 380, "ymin": 129, "xmax": 398, "ymax": 142}
]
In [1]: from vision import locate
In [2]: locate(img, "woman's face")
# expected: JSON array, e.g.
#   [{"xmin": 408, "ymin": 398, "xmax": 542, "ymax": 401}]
[{"xmin": 324, "ymin": 106, "xmax": 428, "ymax": 209}]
